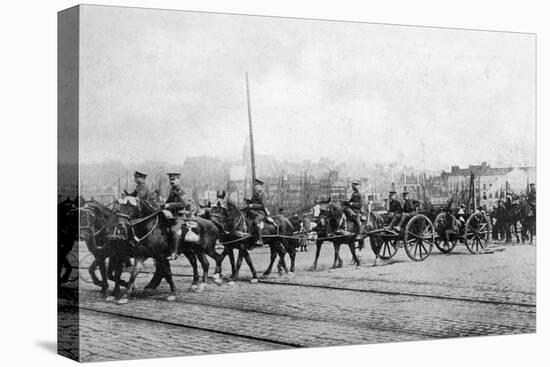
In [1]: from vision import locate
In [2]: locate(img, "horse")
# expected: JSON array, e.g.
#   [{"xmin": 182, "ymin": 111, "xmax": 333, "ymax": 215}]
[
  {"xmin": 58, "ymin": 197, "xmax": 79, "ymax": 285},
  {"xmin": 252, "ymin": 211, "xmax": 296, "ymax": 277},
  {"xmin": 109, "ymin": 196, "xmax": 176, "ymax": 304},
  {"xmin": 310, "ymin": 198, "xmax": 361, "ymax": 270},
  {"xmin": 78, "ymin": 199, "xmax": 129, "ymax": 294},
  {"xmin": 174, "ymin": 212, "xmax": 224, "ymax": 291},
  {"xmin": 209, "ymin": 194, "xmax": 296, "ymax": 280},
  {"xmin": 358, "ymin": 209, "xmax": 386, "ymax": 265},
  {"xmin": 289, "ymin": 213, "xmax": 313, "ymax": 252},
  {"xmin": 519, "ymin": 199, "xmax": 535, "ymax": 244},
  {"xmin": 502, "ymin": 198, "xmax": 523, "ymax": 243}
]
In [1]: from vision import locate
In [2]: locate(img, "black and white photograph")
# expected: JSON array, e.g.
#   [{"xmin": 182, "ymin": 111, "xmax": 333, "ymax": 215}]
[{"xmin": 54, "ymin": 2, "xmax": 539, "ymax": 364}]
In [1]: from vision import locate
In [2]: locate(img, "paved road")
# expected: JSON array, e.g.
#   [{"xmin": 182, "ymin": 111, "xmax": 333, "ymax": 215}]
[{"xmin": 59, "ymin": 240, "xmax": 536, "ymax": 362}]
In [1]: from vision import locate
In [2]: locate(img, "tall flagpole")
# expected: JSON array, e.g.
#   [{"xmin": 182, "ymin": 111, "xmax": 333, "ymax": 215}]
[{"xmin": 246, "ymin": 73, "xmax": 257, "ymax": 188}]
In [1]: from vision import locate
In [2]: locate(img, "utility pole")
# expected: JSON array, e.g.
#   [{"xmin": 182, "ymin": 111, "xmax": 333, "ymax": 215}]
[{"xmin": 245, "ymin": 73, "xmax": 257, "ymax": 188}]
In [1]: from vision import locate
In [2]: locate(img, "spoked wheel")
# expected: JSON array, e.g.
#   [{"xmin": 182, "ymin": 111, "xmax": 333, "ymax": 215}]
[
  {"xmin": 433, "ymin": 213, "xmax": 457, "ymax": 253},
  {"xmin": 66, "ymin": 251, "xmax": 79, "ymax": 282},
  {"xmin": 376, "ymin": 237, "xmax": 398, "ymax": 260},
  {"xmin": 404, "ymin": 214, "xmax": 435, "ymax": 261},
  {"xmin": 465, "ymin": 213, "xmax": 490, "ymax": 254},
  {"xmin": 79, "ymin": 252, "xmax": 100, "ymax": 284}
]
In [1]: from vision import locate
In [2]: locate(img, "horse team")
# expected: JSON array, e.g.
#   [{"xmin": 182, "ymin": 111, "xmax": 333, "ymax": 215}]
[{"xmin": 58, "ymin": 187, "xmax": 535, "ymax": 304}]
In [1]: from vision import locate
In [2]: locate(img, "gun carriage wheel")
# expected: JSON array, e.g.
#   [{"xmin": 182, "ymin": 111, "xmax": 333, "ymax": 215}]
[
  {"xmin": 403, "ymin": 214, "xmax": 435, "ymax": 261},
  {"xmin": 464, "ymin": 212, "xmax": 490, "ymax": 254},
  {"xmin": 434, "ymin": 212, "xmax": 458, "ymax": 253}
]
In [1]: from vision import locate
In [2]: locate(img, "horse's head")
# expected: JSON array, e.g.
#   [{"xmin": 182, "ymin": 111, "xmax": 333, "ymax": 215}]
[
  {"xmin": 78, "ymin": 201, "xmax": 116, "ymax": 246},
  {"xmin": 60, "ymin": 204, "xmax": 79, "ymax": 239},
  {"xmin": 312, "ymin": 198, "xmax": 339, "ymax": 231},
  {"xmin": 112, "ymin": 196, "xmax": 141, "ymax": 240},
  {"xmin": 210, "ymin": 197, "xmax": 228, "ymax": 219},
  {"xmin": 358, "ymin": 211, "xmax": 384, "ymax": 237},
  {"xmin": 78, "ymin": 204, "xmax": 96, "ymax": 242}
]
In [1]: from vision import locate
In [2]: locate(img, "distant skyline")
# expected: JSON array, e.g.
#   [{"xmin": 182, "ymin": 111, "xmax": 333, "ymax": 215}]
[{"xmin": 79, "ymin": 6, "xmax": 536, "ymax": 171}]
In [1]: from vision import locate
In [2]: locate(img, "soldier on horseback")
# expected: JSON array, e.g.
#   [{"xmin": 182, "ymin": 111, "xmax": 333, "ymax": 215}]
[
  {"xmin": 124, "ymin": 171, "xmax": 151, "ymax": 201},
  {"xmin": 528, "ymin": 183, "xmax": 536, "ymax": 214},
  {"xmin": 160, "ymin": 172, "xmax": 190, "ymax": 260},
  {"xmin": 342, "ymin": 180, "xmax": 363, "ymax": 236},
  {"xmin": 208, "ymin": 191, "xmax": 231, "ymax": 236},
  {"xmin": 245, "ymin": 178, "xmax": 278, "ymax": 246}
]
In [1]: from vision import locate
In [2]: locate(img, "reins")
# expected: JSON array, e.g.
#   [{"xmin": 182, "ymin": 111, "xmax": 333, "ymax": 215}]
[{"xmin": 129, "ymin": 215, "xmax": 159, "ymax": 244}]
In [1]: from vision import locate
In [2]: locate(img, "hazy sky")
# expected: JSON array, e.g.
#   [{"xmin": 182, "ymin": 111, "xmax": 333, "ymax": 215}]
[{"xmin": 79, "ymin": 5, "xmax": 536, "ymax": 170}]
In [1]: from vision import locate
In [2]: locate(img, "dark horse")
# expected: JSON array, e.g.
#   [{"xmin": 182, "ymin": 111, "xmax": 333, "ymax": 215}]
[
  {"xmin": 289, "ymin": 213, "xmax": 312, "ymax": 252},
  {"xmin": 173, "ymin": 213, "xmax": 223, "ymax": 291},
  {"xmin": 358, "ymin": 209, "xmax": 387, "ymax": 266},
  {"xmin": 58, "ymin": 197, "xmax": 79, "ymax": 285},
  {"xmin": 208, "ymin": 196, "xmax": 259, "ymax": 283},
  {"xmin": 110, "ymin": 196, "xmax": 176, "ymax": 304},
  {"xmin": 311, "ymin": 198, "xmax": 361, "ymax": 270},
  {"xmin": 209, "ymin": 194, "xmax": 296, "ymax": 281},
  {"xmin": 78, "ymin": 199, "xmax": 122, "ymax": 294},
  {"xmin": 519, "ymin": 199, "xmax": 535, "ymax": 244}
]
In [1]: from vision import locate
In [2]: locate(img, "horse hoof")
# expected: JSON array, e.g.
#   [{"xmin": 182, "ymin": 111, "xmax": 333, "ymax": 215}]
[
  {"xmin": 105, "ymin": 296, "xmax": 115, "ymax": 302},
  {"xmin": 166, "ymin": 295, "xmax": 176, "ymax": 302},
  {"xmin": 227, "ymin": 280, "xmax": 236, "ymax": 287},
  {"xmin": 212, "ymin": 273, "xmax": 220, "ymax": 280},
  {"xmin": 197, "ymin": 283, "xmax": 206, "ymax": 292},
  {"xmin": 118, "ymin": 298, "xmax": 129, "ymax": 305},
  {"xmin": 190, "ymin": 284, "xmax": 198, "ymax": 291},
  {"xmin": 250, "ymin": 278, "xmax": 258, "ymax": 284},
  {"xmin": 214, "ymin": 277, "xmax": 223, "ymax": 286},
  {"xmin": 328, "ymin": 269, "xmax": 334, "ymax": 273}
]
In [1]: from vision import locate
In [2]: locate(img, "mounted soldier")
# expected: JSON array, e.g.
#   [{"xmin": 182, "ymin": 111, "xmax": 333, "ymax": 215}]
[
  {"xmin": 207, "ymin": 190, "xmax": 231, "ymax": 236},
  {"xmin": 527, "ymin": 183, "xmax": 536, "ymax": 214},
  {"xmin": 245, "ymin": 178, "xmax": 278, "ymax": 246},
  {"xmin": 160, "ymin": 172, "xmax": 190, "ymax": 260},
  {"xmin": 342, "ymin": 180, "xmax": 363, "ymax": 236},
  {"xmin": 124, "ymin": 171, "xmax": 151, "ymax": 202}
]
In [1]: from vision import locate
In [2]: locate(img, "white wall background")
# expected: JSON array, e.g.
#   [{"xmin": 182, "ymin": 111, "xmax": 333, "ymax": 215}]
[{"xmin": 0, "ymin": 1, "xmax": 547, "ymax": 367}]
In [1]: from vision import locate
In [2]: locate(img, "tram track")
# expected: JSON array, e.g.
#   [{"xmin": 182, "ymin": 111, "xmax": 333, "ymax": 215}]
[
  {"xmin": 69, "ymin": 283, "xmax": 534, "ymax": 344},
  {"xmin": 76, "ymin": 263, "xmax": 535, "ymax": 309},
  {"xmin": 73, "ymin": 303, "xmax": 304, "ymax": 349},
  {"xmin": 87, "ymin": 268, "xmax": 533, "ymax": 309}
]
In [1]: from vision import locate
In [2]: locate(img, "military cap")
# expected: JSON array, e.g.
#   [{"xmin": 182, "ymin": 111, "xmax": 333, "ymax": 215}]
[
  {"xmin": 402, "ymin": 191, "xmax": 409, "ymax": 196},
  {"xmin": 351, "ymin": 180, "xmax": 360, "ymax": 185},
  {"xmin": 133, "ymin": 171, "xmax": 147, "ymax": 179},
  {"xmin": 167, "ymin": 172, "xmax": 181, "ymax": 179},
  {"xmin": 254, "ymin": 178, "xmax": 264, "ymax": 185},
  {"xmin": 389, "ymin": 190, "xmax": 397, "ymax": 195}
]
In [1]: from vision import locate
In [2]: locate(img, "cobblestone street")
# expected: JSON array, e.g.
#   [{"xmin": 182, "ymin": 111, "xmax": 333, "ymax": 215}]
[{"xmin": 59, "ymin": 240, "xmax": 536, "ymax": 362}]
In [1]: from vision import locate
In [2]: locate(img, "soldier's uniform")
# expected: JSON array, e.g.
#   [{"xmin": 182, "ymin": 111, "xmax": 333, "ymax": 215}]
[
  {"xmin": 387, "ymin": 191, "xmax": 403, "ymax": 229},
  {"xmin": 124, "ymin": 171, "xmax": 152, "ymax": 202},
  {"xmin": 249, "ymin": 186, "xmax": 268, "ymax": 214},
  {"xmin": 394, "ymin": 192, "xmax": 416, "ymax": 231},
  {"xmin": 403, "ymin": 198, "xmax": 415, "ymax": 213},
  {"xmin": 247, "ymin": 178, "xmax": 277, "ymax": 245},
  {"xmin": 388, "ymin": 196, "xmax": 403, "ymax": 214},
  {"xmin": 527, "ymin": 184, "xmax": 536, "ymax": 216},
  {"xmin": 163, "ymin": 173, "xmax": 190, "ymax": 260},
  {"xmin": 343, "ymin": 180, "xmax": 363, "ymax": 234}
]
